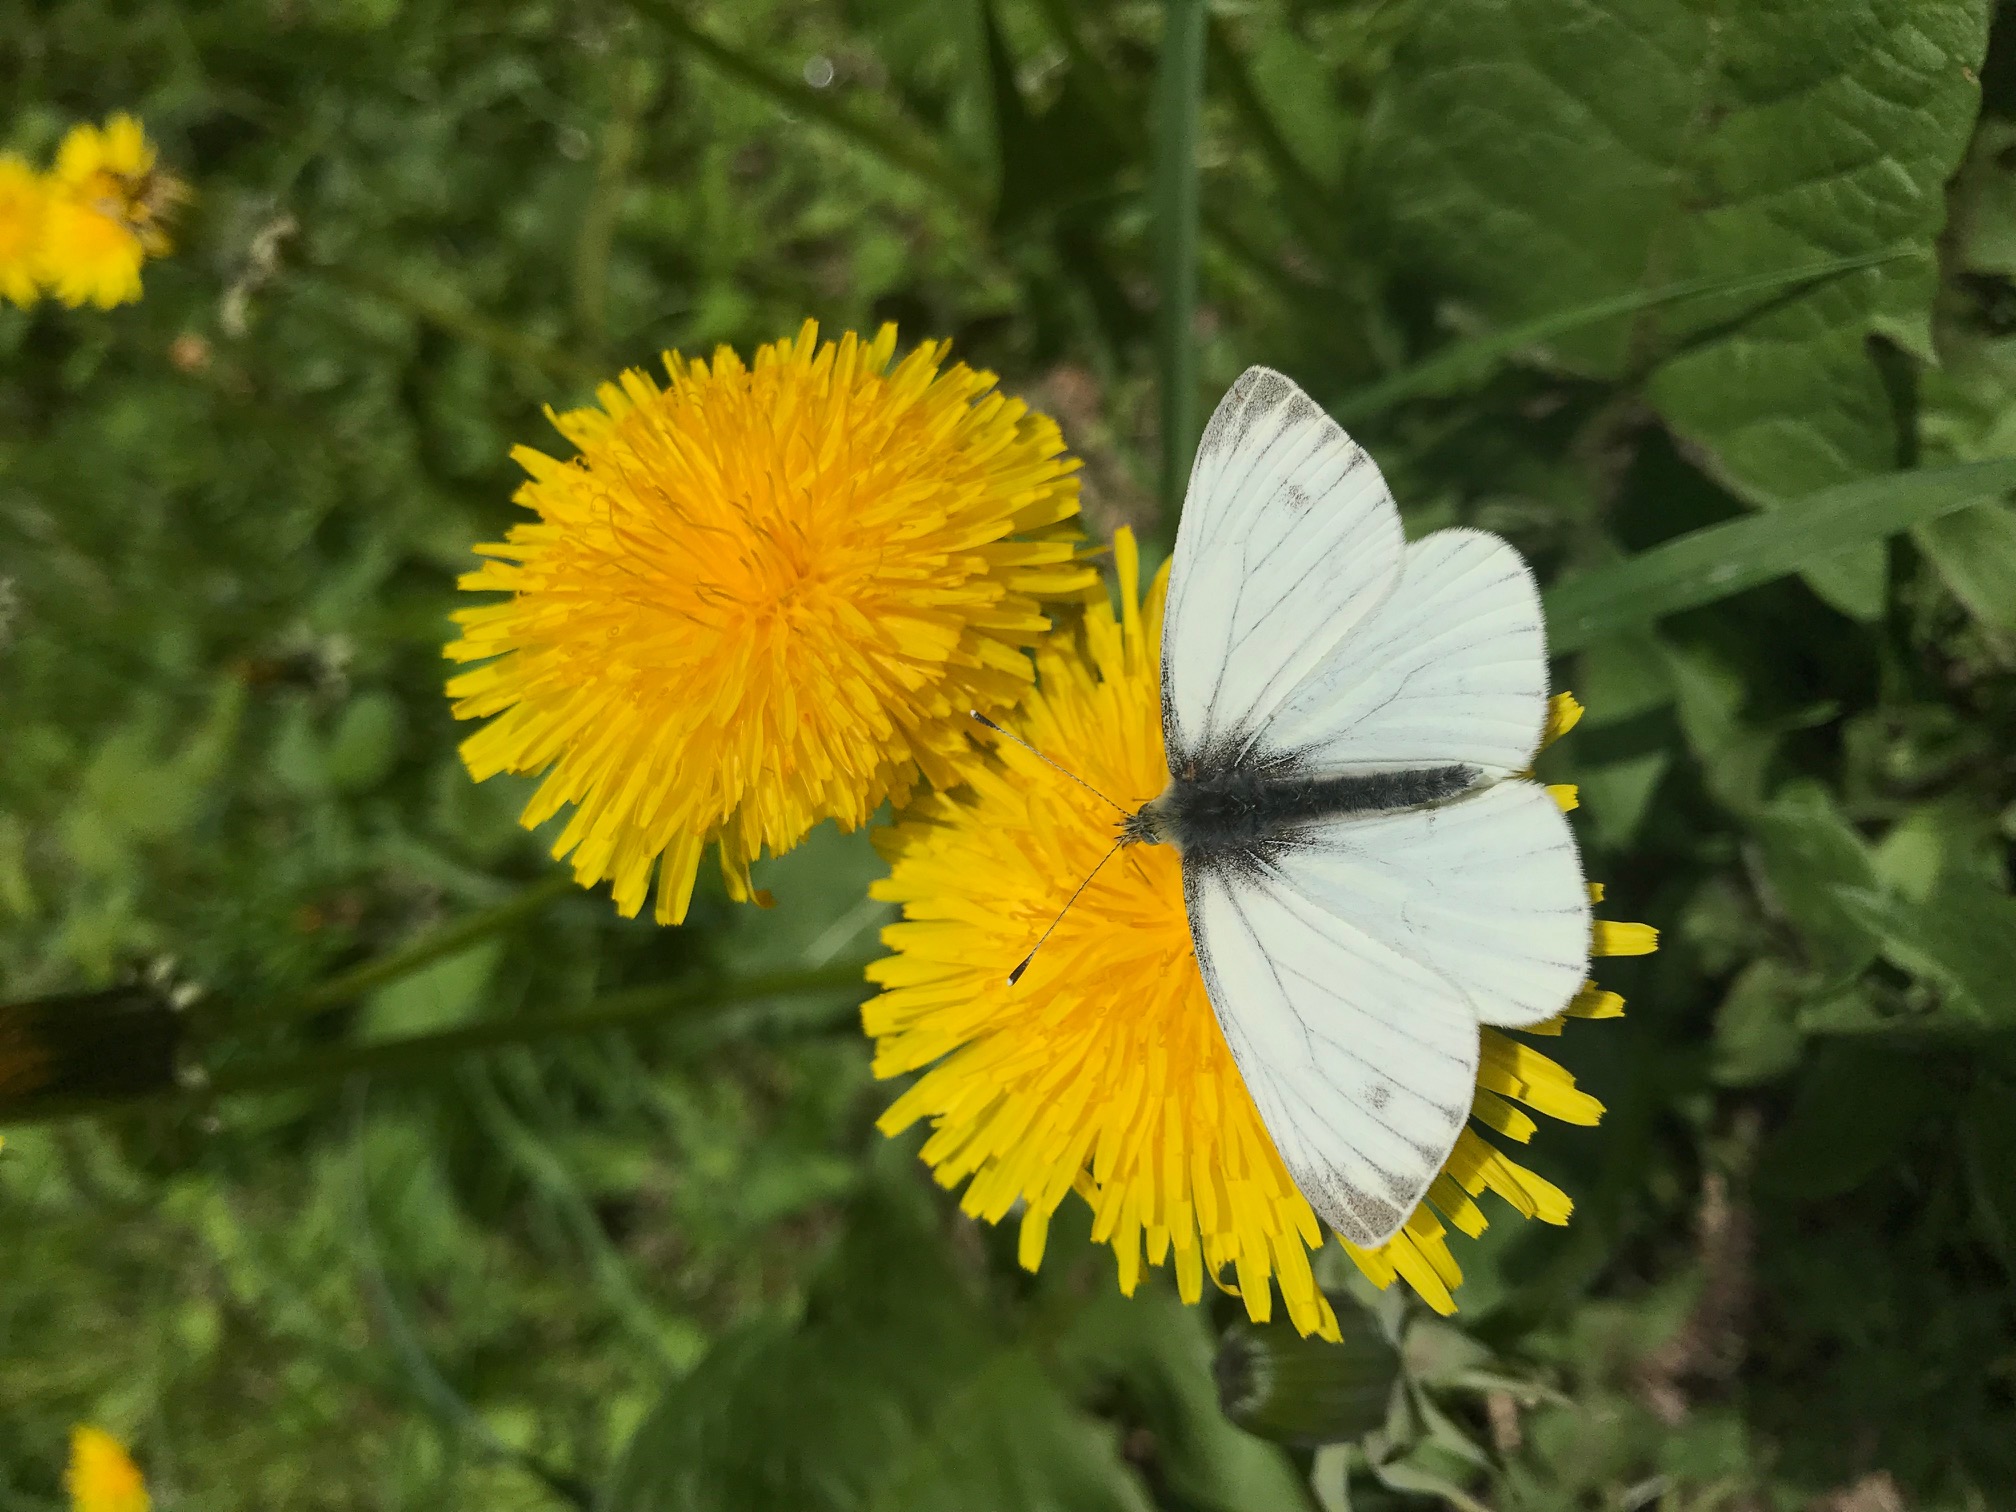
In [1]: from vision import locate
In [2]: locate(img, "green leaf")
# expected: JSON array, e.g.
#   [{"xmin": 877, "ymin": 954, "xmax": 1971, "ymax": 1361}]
[
  {"xmin": 1757, "ymin": 1042, "xmax": 1946, "ymax": 1201},
  {"xmin": 602, "ymin": 1177, "xmax": 1150, "ymax": 1512},
  {"xmin": 1711, "ymin": 959, "xmax": 1808, "ymax": 1088},
  {"xmin": 982, "ymin": 1, "xmax": 1131, "ymax": 234},
  {"xmin": 1836, "ymin": 874, "xmax": 2016, "ymax": 1030},
  {"xmin": 324, "ymin": 690, "xmax": 402, "ymax": 794},
  {"xmin": 1918, "ymin": 118, "xmax": 2016, "ymax": 637},
  {"xmin": 1747, "ymin": 781, "xmax": 1880, "ymax": 983},
  {"xmin": 623, "ymin": 0, "xmax": 981, "ymax": 210},
  {"xmin": 1049, "ymin": 1289, "xmax": 1309, "ymax": 1511},
  {"xmin": 1915, "ymin": 502, "xmax": 2016, "ymax": 637},
  {"xmin": 358, "ymin": 939, "xmax": 502, "ymax": 1040},
  {"xmin": 1338, "ymin": 249, "xmax": 1912, "ymax": 426},
  {"xmin": 1364, "ymin": 0, "xmax": 1992, "ymax": 618},
  {"xmin": 1544, "ymin": 459, "xmax": 2016, "ymax": 655}
]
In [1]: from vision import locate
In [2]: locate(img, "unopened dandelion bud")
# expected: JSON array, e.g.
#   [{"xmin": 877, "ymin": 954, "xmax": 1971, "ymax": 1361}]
[
  {"xmin": 1213, "ymin": 1307, "xmax": 1400, "ymax": 1446},
  {"xmin": 0, "ymin": 983, "xmax": 185, "ymax": 1112}
]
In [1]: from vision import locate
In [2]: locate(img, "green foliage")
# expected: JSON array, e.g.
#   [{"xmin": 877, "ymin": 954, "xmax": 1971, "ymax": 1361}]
[{"xmin": 4, "ymin": 0, "xmax": 2015, "ymax": 1507}]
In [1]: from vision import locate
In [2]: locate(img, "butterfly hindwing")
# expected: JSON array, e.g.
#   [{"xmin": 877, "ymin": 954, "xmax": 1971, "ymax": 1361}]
[
  {"xmin": 1186, "ymin": 860, "xmax": 1478, "ymax": 1249},
  {"xmin": 1184, "ymin": 781, "xmax": 1590, "ymax": 1249},
  {"xmin": 1163, "ymin": 368, "xmax": 1405, "ymax": 765}
]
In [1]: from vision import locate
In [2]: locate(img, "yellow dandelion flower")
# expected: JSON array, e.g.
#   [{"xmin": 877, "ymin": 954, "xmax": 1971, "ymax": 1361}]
[
  {"xmin": 865, "ymin": 529, "xmax": 1656, "ymax": 1335},
  {"xmin": 447, "ymin": 321, "xmax": 1095, "ymax": 923},
  {"xmin": 40, "ymin": 114, "xmax": 183, "ymax": 310},
  {"xmin": 67, "ymin": 1426, "xmax": 150, "ymax": 1512},
  {"xmin": 0, "ymin": 155, "xmax": 47, "ymax": 308}
]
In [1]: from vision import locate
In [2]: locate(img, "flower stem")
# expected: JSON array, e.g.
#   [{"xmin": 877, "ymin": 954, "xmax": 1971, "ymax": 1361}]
[
  {"xmin": 1152, "ymin": 0, "xmax": 1207, "ymax": 511},
  {"xmin": 284, "ymin": 872, "xmax": 580, "ymax": 1018},
  {"xmin": 210, "ymin": 958, "xmax": 873, "ymax": 1100}
]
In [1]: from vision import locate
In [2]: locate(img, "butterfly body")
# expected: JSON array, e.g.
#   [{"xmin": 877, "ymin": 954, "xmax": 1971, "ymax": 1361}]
[
  {"xmin": 1123, "ymin": 762, "xmax": 1479, "ymax": 862},
  {"xmin": 1153, "ymin": 366, "xmax": 1592, "ymax": 1249}
]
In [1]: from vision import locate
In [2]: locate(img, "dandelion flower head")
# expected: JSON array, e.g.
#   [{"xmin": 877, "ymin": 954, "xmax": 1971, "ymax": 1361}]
[
  {"xmin": 66, "ymin": 1426, "xmax": 150, "ymax": 1512},
  {"xmin": 0, "ymin": 155, "xmax": 47, "ymax": 308},
  {"xmin": 448, "ymin": 321, "xmax": 1095, "ymax": 923},
  {"xmin": 865, "ymin": 528, "xmax": 1657, "ymax": 1336},
  {"xmin": 40, "ymin": 114, "xmax": 182, "ymax": 310}
]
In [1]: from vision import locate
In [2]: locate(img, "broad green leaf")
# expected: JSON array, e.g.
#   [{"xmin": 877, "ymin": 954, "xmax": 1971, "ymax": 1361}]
[
  {"xmin": 358, "ymin": 939, "xmax": 502, "ymax": 1039},
  {"xmin": 1711, "ymin": 959, "xmax": 1807, "ymax": 1087},
  {"xmin": 1919, "ymin": 123, "xmax": 2016, "ymax": 635},
  {"xmin": 1746, "ymin": 781, "xmax": 1880, "ymax": 984},
  {"xmin": 1363, "ymin": 0, "xmax": 1992, "ymax": 618},
  {"xmin": 1338, "ymin": 249, "xmax": 1909, "ymax": 425},
  {"xmin": 1836, "ymin": 875, "xmax": 2016, "ymax": 1030},
  {"xmin": 1962, "ymin": 1071, "xmax": 2016, "ymax": 1276},
  {"xmin": 603, "ymin": 1177, "xmax": 1150, "ymax": 1512},
  {"xmin": 1915, "ymin": 503, "xmax": 2016, "ymax": 638},
  {"xmin": 1757, "ymin": 1042, "xmax": 1945, "ymax": 1201},
  {"xmin": 983, "ymin": 1, "xmax": 1131, "ymax": 234},
  {"xmin": 1544, "ymin": 459, "xmax": 2016, "ymax": 654},
  {"xmin": 1049, "ymin": 1289, "xmax": 1309, "ymax": 1511},
  {"xmin": 870, "ymin": 1351, "xmax": 1151, "ymax": 1512},
  {"xmin": 324, "ymin": 689, "xmax": 403, "ymax": 794}
]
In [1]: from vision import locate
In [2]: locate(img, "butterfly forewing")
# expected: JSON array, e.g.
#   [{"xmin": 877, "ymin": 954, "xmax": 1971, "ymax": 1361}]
[{"xmin": 1163, "ymin": 369, "xmax": 1404, "ymax": 765}]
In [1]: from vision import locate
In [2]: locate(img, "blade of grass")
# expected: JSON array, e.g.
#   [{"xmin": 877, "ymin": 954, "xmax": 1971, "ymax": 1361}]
[
  {"xmin": 624, "ymin": 0, "xmax": 982, "ymax": 212},
  {"xmin": 1153, "ymin": 0, "xmax": 1208, "ymax": 511},
  {"xmin": 1336, "ymin": 247, "xmax": 1916, "ymax": 424},
  {"xmin": 1545, "ymin": 459, "xmax": 2016, "ymax": 655}
]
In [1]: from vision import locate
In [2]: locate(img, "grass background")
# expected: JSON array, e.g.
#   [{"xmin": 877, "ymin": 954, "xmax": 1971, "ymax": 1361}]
[{"xmin": 4, "ymin": 0, "xmax": 2016, "ymax": 1507}]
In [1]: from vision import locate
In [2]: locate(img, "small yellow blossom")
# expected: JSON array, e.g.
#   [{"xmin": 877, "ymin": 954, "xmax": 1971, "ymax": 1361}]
[
  {"xmin": 67, "ymin": 1426, "xmax": 150, "ymax": 1512},
  {"xmin": 40, "ymin": 114, "xmax": 182, "ymax": 310},
  {"xmin": 0, "ymin": 155, "xmax": 47, "ymax": 307},
  {"xmin": 448, "ymin": 322, "xmax": 1095, "ymax": 922},
  {"xmin": 865, "ymin": 530, "xmax": 1656, "ymax": 1335}
]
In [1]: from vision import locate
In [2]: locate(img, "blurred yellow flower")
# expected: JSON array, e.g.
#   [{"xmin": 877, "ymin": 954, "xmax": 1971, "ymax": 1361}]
[
  {"xmin": 40, "ymin": 114, "xmax": 182, "ymax": 309},
  {"xmin": 448, "ymin": 321, "xmax": 1094, "ymax": 923},
  {"xmin": 864, "ymin": 529, "xmax": 1656, "ymax": 1336},
  {"xmin": 0, "ymin": 155, "xmax": 47, "ymax": 307},
  {"xmin": 67, "ymin": 1426, "xmax": 150, "ymax": 1512}
]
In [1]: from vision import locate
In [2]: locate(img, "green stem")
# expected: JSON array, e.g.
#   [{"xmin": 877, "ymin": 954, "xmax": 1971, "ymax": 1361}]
[
  {"xmin": 1153, "ymin": 0, "xmax": 1208, "ymax": 511},
  {"xmin": 209, "ymin": 957, "xmax": 874, "ymax": 1100},
  {"xmin": 625, "ymin": 0, "xmax": 982, "ymax": 212},
  {"xmin": 1, "ymin": 958, "xmax": 876, "ymax": 1128},
  {"xmin": 285, "ymin": 872, "xmax": 579, "ymax": 1018}
]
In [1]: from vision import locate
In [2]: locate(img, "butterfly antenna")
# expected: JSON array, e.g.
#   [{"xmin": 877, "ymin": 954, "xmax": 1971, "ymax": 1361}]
[
  {"xmin": 1008, "ymin": 838, "xmax": 1124, "ymax": 987},
  {"xmin": 969, "ymin": 711, "xmax": 1129, "ymax": 818}
]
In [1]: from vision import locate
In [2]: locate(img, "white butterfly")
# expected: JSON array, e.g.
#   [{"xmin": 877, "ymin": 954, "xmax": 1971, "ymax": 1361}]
[{"xmin": 1123, "ymin": 367, "xmax": 1590, "ymax": 1250}]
